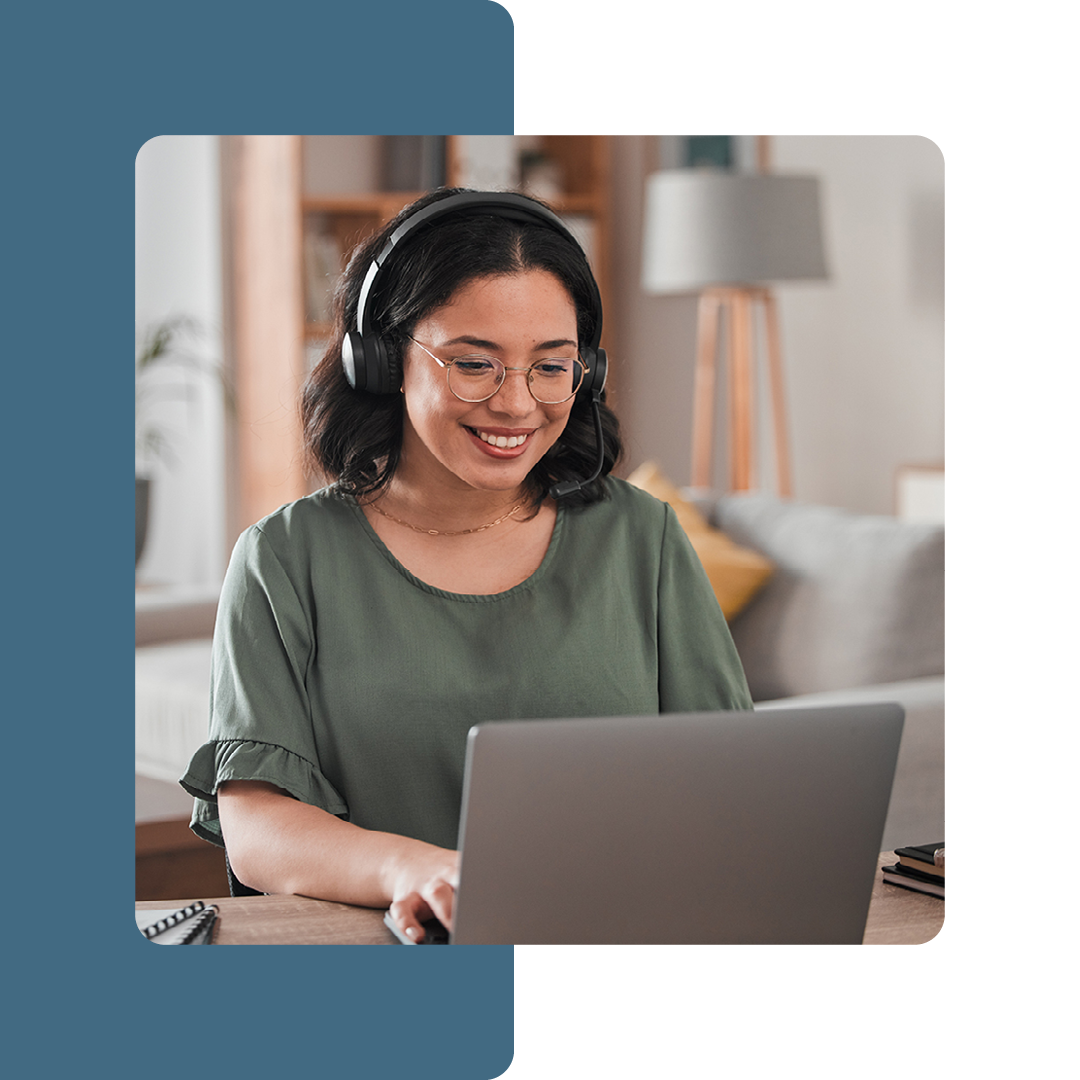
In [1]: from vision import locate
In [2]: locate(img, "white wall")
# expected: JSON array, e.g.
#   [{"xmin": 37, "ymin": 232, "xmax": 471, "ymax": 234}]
[
  {"xmin": 611, "ymin": 136, "xmax": 944, "ymax": 517},
  {"xmin": 135, "ymin": 135, "xmax": 226, "ymax": 587},
  {"xmin": 773, "ymin": 136, "xmax": 944, "ymax": 513}
]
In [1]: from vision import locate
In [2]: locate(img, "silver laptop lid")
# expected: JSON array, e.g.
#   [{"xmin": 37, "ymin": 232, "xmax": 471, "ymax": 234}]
[{"xmin": 452, "ymin": 703, "xmax": 903, "ymax": 944}]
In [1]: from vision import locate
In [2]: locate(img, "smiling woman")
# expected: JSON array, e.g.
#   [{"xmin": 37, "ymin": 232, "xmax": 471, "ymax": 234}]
[{"xmin": 179, "ymin": 189, "xmax": 752, "ymax": 942}]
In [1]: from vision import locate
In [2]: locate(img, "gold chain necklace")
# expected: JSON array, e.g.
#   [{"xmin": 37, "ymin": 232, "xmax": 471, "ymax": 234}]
[{"xmin": 367, "ymin": 498, "xmax": 525, "ymax": 536}]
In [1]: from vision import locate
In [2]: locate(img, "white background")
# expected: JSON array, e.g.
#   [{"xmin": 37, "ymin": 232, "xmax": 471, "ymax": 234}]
[{"xmin": 503, "ymin": 1, "xmax": 1075, "ymax": 1076}]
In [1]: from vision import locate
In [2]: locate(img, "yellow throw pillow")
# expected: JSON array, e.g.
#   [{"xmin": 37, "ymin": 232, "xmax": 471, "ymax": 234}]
[{"xmin": 626, "ymin": 461, "xmax": 773, "ymax": 620}]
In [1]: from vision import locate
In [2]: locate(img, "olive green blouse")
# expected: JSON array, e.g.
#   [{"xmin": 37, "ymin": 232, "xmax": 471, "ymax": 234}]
[{"xmin": 181, "ymin": 479, "xmax": 752, "ymax": 851}]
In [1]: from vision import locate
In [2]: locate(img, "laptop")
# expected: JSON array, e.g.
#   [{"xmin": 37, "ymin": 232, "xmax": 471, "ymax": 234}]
[{"xmin": 394, "ymin": 703, "xmax": 903, "ymax": 944}]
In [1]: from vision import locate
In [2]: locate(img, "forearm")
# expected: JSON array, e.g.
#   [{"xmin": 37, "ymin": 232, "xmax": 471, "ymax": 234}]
[{"xmin": 217, "ymin": 780, "xmax": 452, "ymax": 908}]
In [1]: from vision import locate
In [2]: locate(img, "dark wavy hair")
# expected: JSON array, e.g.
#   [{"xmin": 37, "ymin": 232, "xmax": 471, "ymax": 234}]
[{"xmin": 301, "ymin": 188, "xmax": 621, "ymax": 508}]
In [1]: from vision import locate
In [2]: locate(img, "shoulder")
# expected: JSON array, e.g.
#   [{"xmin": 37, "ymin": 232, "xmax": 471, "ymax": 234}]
[
  {"xmin": 250, "ymin": 486, "xmax": 354, "ymax": 539},
  {"xmin": 222, "ymin": 488, "xmax": 364, "ymax": 609},
  {"xmin": 578, "ymin": 477, "xmax": 672, "ymax": 529},
  {"xmin": 563, "ymin": 477, "xmax": 674, "ymax": 554},
  {"xmin": 607, "ymin": 476, "xmax": 671, "ymax": 515},
  {"xmin": 233, "ymin": 487, "xmax": 358, "ymax": 565}
]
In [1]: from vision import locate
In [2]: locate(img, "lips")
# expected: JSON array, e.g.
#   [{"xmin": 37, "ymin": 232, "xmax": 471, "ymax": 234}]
[{"xmin": 465, "ymin": 426, "xmax": 533, "ymax": 457}]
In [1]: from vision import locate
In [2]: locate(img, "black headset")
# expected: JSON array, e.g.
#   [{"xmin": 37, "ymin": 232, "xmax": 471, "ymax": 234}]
[{"xmin": 340, "ymin": 190, "xmax": 608, "ymax": 400}]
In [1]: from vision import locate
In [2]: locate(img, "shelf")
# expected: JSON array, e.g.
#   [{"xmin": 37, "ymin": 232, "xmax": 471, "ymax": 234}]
[
  {"xmin": 302, "ymin": 192, "xmax": 425, "ymax": 215},
  {"xmin": 302, "ymin": 191, "xmax": 599, "ymax": 216},
  {"xmin": 299, "ymin": 135, "xmax": 614, "ymax": 352},
  {"xmin": 302, "ymin": 194, "xmax": 421, "ymax": 330}
]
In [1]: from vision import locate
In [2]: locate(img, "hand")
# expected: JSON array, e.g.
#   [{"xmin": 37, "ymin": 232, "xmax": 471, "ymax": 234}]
[{"xmin": 386, "ymin": 846, "xmax": 460, "ymax": 942}]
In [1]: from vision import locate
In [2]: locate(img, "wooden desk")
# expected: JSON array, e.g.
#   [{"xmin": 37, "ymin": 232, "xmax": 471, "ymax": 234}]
[
  {"xmin": 138, "ymin": 893, "xmax": 400, "ymax": 945},
  {"xmin": 861, "ymin": 851, "xmax": 944, "ymax": 944},
  {"xmin": 137, "ymin": 852, "xmax": 943, "ymax": 945}
]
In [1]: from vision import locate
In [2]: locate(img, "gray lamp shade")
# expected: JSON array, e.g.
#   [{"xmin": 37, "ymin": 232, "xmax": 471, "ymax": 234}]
[{"xmin": 642, "ymin": 168, "xmax": 828, "ymax": 292}]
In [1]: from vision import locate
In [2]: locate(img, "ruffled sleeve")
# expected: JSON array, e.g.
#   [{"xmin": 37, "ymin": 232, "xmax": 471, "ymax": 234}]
[
  {"xmin": 179, "ymin": 520, "xmax": 347, "ymax": 846},
  {"xmin": 182, "ymin": 739, "xmax": 349, "ymax": 846}
]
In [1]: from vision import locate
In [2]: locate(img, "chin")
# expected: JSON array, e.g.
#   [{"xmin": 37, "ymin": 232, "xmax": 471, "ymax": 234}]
[{"xmin": 461, "ymin": 463, "xmax": 538, "ymax": 494}]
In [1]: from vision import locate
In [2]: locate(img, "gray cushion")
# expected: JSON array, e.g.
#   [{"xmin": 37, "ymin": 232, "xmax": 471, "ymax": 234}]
[
  {"xmin": 712, "ymin": 494, "xmax": 944, "ymax": 701},
  {"xmin": 756, "ymin": 676, "xmax": 944, "ymax": 851}
]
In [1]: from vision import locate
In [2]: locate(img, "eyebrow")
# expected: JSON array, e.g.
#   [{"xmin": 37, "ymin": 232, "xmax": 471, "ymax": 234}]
[{"xmin": 443, "ymin": 335, "xmax": 578, "ymax": 353}]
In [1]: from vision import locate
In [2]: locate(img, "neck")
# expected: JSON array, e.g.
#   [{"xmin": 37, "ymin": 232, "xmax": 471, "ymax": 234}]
[{"xmin": 376, "ymin": 473, "xmax": 531, "ymax": 534}]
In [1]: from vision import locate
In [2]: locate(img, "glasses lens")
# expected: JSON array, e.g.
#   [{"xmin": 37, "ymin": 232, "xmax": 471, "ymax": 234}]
[
  {"xmin": 446, "ymin": 356, "xmax": 585, "ymax": 403},
  {"xmin": 529, "ymin": 358, "xmax": 584, "ymax": 403},
  {"xmin": 447, "ymin": 357, "xmax": 504, "ymax": 401}
]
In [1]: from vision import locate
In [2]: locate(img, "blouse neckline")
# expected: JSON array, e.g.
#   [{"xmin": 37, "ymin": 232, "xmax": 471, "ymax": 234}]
[{"xmin": 347, "ymin": 493, "xmax": 566, "ymax": 604}]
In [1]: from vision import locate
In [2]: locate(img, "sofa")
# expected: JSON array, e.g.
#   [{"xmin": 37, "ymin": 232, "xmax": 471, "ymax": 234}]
[
  {"xmin": 135, "ymin": 494, "xmax": 944, "ymax": 852},
  {"xmin": 692, "ymin": 491, "xmax": 945, "ymax": 852}
]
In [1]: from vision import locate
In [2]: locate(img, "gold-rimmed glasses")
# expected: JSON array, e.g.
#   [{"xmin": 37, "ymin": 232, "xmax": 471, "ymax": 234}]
[{"xmin": 409, "ymin": 337, "xmax": 587, "ymax": 405}]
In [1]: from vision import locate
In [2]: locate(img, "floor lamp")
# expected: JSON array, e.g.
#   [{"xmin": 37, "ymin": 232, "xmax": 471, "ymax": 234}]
[{"xmin": 642, "ymin": 167, "xmax": 827, "ymax": 494}]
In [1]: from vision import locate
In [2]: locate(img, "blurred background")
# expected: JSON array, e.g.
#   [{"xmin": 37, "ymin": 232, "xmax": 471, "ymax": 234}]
[
  {"xmin": 135, "ymin": 135, "xmax": 944, "ymax": 899},
  {"xmin": 135, "ymin": 134, "xmax": 943, "ymax": 591}
]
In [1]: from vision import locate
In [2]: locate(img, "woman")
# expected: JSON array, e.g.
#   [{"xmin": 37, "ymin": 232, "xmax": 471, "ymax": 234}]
[{"xmin": 181, "ymin": 188, "xmax": 751, "ymax": 941}]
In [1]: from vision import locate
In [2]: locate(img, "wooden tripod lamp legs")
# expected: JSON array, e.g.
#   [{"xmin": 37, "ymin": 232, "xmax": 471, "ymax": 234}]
[
  {"xmin": 691, "ymin": 291, "xmax": 722, "ymax": 490},
  {"xmin": 762, "ymin": 290, "xmax": 793, "ymax": 498},
  {"xmin": 727, "ymin": 289, "xmax": 755, "ymax": 491},
  {"xmin": 690, "ymin": 286, "xmax": 793, "ymax": 497}
]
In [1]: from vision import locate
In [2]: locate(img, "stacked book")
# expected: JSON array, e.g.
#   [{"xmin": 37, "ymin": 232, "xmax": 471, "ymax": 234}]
[{"xmin": 882, "ymin": 842, "xmax": 944, "ymax": 899}]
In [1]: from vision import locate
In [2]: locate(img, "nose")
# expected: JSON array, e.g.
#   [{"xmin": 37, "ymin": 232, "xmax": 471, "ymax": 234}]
[{"xmin": 488, "ymin": 367, "xmax": 536, "ymax": 416}]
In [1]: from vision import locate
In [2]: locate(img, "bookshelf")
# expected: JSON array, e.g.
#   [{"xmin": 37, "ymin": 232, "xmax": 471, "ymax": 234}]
[
  {"xmin": 302, "ymin": 190, "xmax": 424, "ymax": 341},
  {"xmin": 300, "ymin": 136, "xmax": 613, "ymax": 350}
]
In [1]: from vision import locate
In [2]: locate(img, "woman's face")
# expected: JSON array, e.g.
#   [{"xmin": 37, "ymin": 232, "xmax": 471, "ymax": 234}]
[{"xmin": 399, "ymin": 270, "xmax": 579, "ymax": 496}]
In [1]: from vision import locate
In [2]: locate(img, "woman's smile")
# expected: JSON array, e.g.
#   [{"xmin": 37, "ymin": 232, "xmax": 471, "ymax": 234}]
[{"xmin": 465, "ymin": 426, "xmax": 535, "ymax": 454}]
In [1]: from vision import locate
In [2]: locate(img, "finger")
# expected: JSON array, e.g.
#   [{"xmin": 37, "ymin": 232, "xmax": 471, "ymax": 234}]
[
  {"xmin": 422, "ymin": 879, "xmax": 456, "ymax": 932},
  {"xmin": 388, "ymin": 895, "xmax": 432, "ymax": 943}
]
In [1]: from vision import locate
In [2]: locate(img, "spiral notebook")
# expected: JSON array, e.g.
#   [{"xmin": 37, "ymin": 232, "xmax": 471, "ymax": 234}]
[{"xmin": 136, "ymin": 900, "xmax": 218, "ymax": 944}]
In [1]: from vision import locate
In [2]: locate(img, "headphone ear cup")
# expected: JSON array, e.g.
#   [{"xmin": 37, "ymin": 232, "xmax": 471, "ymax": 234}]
[
  {"xmin": 342, "ymin": 333, "xmax": 400, "ymax": 394},
  {"xmin": 579, "ymin": 347, "xmax": 607, "ymax": 398},
  {"xmin": 342, "ymin": 331, "xmax": 364, "ymax": 390},
  {"xmin": 384, "ymin": 342, "xmax": 402, "ymax": 394}
]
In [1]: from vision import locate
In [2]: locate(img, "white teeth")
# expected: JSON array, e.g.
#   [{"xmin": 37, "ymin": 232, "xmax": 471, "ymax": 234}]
[{"xmin": 477, "ymin": 431, "xmax": 527, "ymax": 448}]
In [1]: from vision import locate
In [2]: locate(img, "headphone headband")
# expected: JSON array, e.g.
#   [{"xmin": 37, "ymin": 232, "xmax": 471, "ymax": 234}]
[
  {"xmin": 342, "ymin": 190, "xmax": 606, "ymax": 394},
  {"xmin": 358, "ymin": 191, "xmax": 602, "ymax": 348}
]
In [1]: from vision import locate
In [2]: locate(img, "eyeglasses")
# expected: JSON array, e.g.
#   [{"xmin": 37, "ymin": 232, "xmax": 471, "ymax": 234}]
[{"xmin": 409, "ymin": 337, "xmax": 587, "ymax": 405}]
